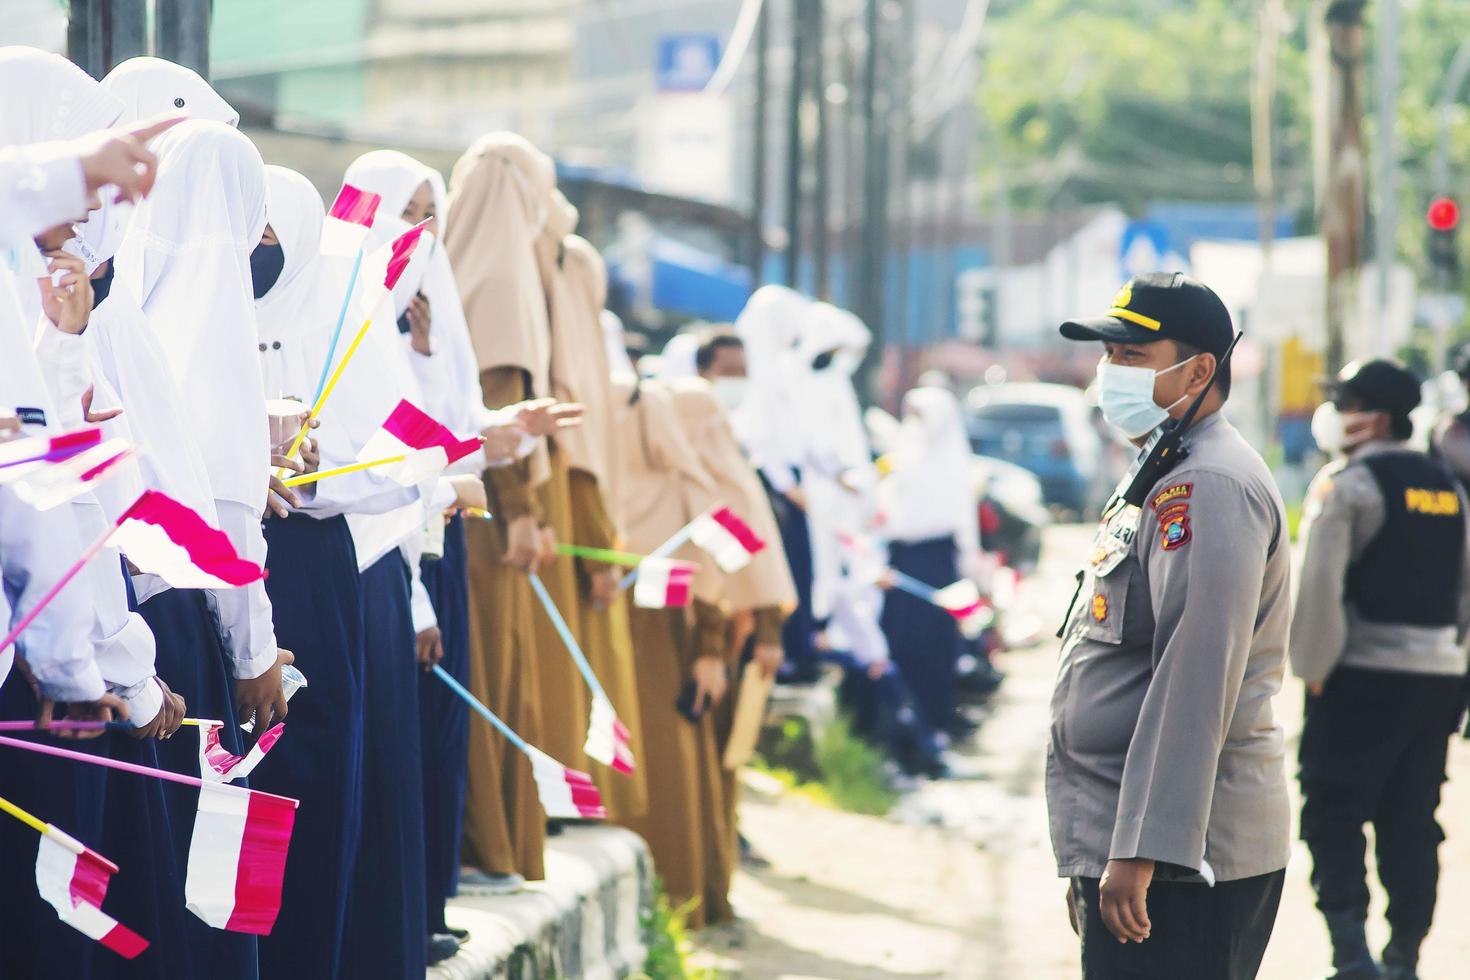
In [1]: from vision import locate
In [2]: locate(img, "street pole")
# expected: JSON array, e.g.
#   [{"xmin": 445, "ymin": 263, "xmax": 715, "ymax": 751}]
[
  {"xmin": 1316, "ymin": 0, "xmax": 1367, "ymax": 375},
  {"xmin": 1434, "ymin": 39, "xmax": 1470, "ymax": 196},
  {"xmin": 155, "ymin": 0, "xmax": 212, "ymax": 79},
  {"xmin": 1374, "ymin": 0, "xmax": 1399, "ymax": 357},
  {"xmin": 811, "ymin": 0, "xmax": 831, "ymax": 300},
  {"xmin": 784, "ymin": 0, "xmax": 806, "ymax": 288},
  {"xmin": 751, "ymin": 0, "xmax": 770, "ymax": 280},
  {"xmin": 858, "ymin": 0, "xmax": 888, "ymax": 401},
  {"xmin": 891, "ymin": 0, "xmax": 912, "ymax": 385},
  {"xmin": 1251, "ymin": 0, "xmax": 1283, "ymax": 267},
  {"xmin": 69, "ymin": 1, "xmax": 149, "ymax": 77}
]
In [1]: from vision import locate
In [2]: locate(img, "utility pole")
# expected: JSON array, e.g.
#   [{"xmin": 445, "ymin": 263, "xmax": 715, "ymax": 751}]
[
  {"xmin": 784, "ymin": 0, "xmax": 806, "ymax": 288},
  {"xmin": 155, "ymin": 0, "xmax": 212, "ymax": 79},
  {"xmin": 750, "ymin": 0, "xmax": 771, "ymax": 280},
  {"xmin": 1316, "ymin": 0, "xmax": 1367, "ymax": 375},
  {"xmin": 858, "ymin": 0, "xmax": 889, "ymax": 400},
  {"xmin": 890, "ymin": 0, "xmax": 913, "ymax": 385},
  {"xmin": 68, "ymin": 0, "xmax": 148, "ymax": 77},
  {"xmin": 1374, "ymin": 0, "xmax": 1399, "ymax": 357},
  {"xmin": 1251, "ymin": 0, "xmax": 1284, "ymax": 266},
  {"xmin": 811, "ymin": 0, "xmax": 831, "ymax": 300}
]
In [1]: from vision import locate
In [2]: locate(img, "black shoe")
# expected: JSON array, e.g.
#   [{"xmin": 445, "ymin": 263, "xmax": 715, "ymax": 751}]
[
  {"xmin": 1323, "ymin": 912, "xmax": 1381, "ymax": 980},
  {"xmin": 427, "ymin": 933, "xmax": 462, "ymax": 965},
  {"xmin": 447, "ymin": 926, "xmax": 470, "ymax": 942},
  {"xmin": 738, "ymin": 833, "xmax": 772, "ymax": 870},
  {"xmin": 1380, "ymin": 933, "xmax": 1423, "ymax": 980}
]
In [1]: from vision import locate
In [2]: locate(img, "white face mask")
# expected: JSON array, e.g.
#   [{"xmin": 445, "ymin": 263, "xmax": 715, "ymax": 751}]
[
  {"xmin": 1095, "ymin": 357, "xmax": 1195, "ymax": 439},
  {"xmin": 1310, "ymin": 402, "xmax": 1375, "ymax": 455},
  {"xmin": 710, "ymin": 376, "xmax": 749, "ymax": 414}
]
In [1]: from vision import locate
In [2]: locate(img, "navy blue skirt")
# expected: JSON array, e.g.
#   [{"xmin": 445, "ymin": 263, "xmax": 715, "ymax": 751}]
[
  {"xmin": 0, "ymin": 675, "xmax": 110, "ymax": 980},
  {"xmin": 418, "ymin": 515, "xmax": 469, "ymax": 934},
  {"xmin": 880, "ymin": 536, "xmax": 963, "ymax": 733},
  {"xmin": 254, "ymin": 514, "xmax": 364, "ymax": 980},
  {"xmin": 121, "ymin": 587, "xmax": 258, "ymax": 980},
  {"xmin": 342, "ymin": 550, "xmax": 426, "ymax": 979},
  {"xmin": 762, "ymin": 471, "xmax": 819, "ymax": 681}
]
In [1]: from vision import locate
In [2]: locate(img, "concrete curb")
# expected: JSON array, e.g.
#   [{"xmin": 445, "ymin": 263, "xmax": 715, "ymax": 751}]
[{"xmin": 432, "ymin": 826, "xmax": 653, "ymax": 980}]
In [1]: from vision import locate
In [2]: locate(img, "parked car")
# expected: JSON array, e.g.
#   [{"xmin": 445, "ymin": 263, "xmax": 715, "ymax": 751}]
[{"xmin": 964, "ymin": 382, "xmax": 1108, "ymax": 518}]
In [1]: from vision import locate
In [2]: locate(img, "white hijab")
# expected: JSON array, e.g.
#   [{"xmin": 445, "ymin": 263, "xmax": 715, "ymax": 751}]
[
  {"xmin": 0, "ymin": 47, "xmax": 123, "ymax": 146},
  {"xmin": 877, "ymin": 386, "xmax": 978, "ymax": 559},
  {"xmin": 733, "ymin": 284, "xmax": 811, "ymax": 475},
  {"xmin": 659, "ymin": 333, "xmax": 700, "ymax": 380},
  {"xmin": 796, "ymin": 302, "xmax": 872, "ymax": 475},
  {"xmin": 114, "ymin": 120, "xmax": 270, "ymax": 510},
  {"xmin": 102, "ymin": 56, "xmax": 239, "ymax": 126},
  {"xmin": 343, "ymin": 150, "xmax": 437, "ymax": 224}
]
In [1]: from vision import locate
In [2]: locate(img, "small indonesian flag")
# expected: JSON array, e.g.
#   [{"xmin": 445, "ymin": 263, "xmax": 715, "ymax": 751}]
[
  {"xmin": 185, "ymin": 783, "xmax": 297, "ymax": 935},
  {"xmin": 355, "ymin": 219, "xmax": 430, "ymax": 316},
  {"xmin": 526, "ymin": 747, "xmax": 606, "ymax": 821},
  {"xmin": 319, "ymin": 184, "xmax": 381, "ymax": 256},
  {"xmin": 198, "ymin": 720, "xmax": 285, "ymax": 784},
  {"xmin": 933, "ymin": 580, "xmax": 992, "ymax": 639},
  {"xmin": 8, "ymin": 438, "xmax": 135, "ymax": 510},
  {"xmin": 0, "ymin": 427, "xmax": 103, "ymax": 476},
  {"xmin": 689, "ymin": 506, "xmax": 766, "ymax": 572},
  {"xmin": 110, "ymin": 491, "xmax": 266, "ymax": 589},
  {"xmin": 632, "ymin": 557, "xmax": 697, "ymax": 609},
  {"xmin": 35, "ymin": 828, "xmax": 148, "ymax": 959},
  {"xmin": 355, "ymin": 399, "xmax": 481, "ymax": 486},
  {"xmin": 583, "ymin": 694, "xmax": 636, "ymax": 774}
]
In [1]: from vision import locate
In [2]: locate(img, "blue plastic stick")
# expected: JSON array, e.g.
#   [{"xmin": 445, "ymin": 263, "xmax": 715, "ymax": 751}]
[
  {"xmin": 431, "ymin": 664, "xmax": 529, "ymax": 753},
  {"xmin": 527, "ymin": 573, "xmax": 608, "ymax": 700},
  {"xmin": 311, "ymin": 247, "xmax": 364, "ymax": 407},
  {"xmin": 616, "ymin": 522, "xmax": 698, "ymax": 593},
  {"xmin": 888, "ymin": 569, "xmax": 941, "ymax": 605}
]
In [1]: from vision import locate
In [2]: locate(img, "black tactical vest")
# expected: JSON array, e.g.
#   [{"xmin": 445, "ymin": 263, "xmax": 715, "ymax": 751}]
[{"xmin": 1344, "ymin": 451, "xmax": 1465, "ymax": 627}]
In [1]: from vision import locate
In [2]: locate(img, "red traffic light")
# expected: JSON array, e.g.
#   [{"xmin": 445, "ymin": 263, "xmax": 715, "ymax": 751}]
[{"xmin": 1428, "ymin": 196, "xmax": 1460, "ymax": 232}]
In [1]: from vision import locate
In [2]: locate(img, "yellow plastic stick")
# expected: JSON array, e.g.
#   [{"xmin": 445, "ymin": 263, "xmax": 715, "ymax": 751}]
[
  {"xmin": 276, "ymin": 315, "xmax": 376, "ymax": 476},
  {"xmin": 0, "ymin": 793, "xmax": 47, "ymax": 835},
  {"xmin": 281, "ymin": 455, "xmax": 405, "ymax": 489}
]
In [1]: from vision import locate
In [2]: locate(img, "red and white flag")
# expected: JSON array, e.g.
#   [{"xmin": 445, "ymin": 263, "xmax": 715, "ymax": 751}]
[
  {"xmin": 0, "ymin": 426, "xmax": 102, "ymax": 476},
  {"xmin": 355, "ymin": 399, "xmax": 481, "ymax": 486},
  {"xmin": 583, "ymin": 694, "xmax": 636, "ymax": 774},
  {"xmin": 527, "ymin": 747, "xmax": 606, "ymax": 821},
  {"xmin": 198, "ymin": 720, "xmax": 285, "ymax": 784},
  {"xmin": 319, "ymin": 184, "xmax": 380, "ymax": 256},
  {"xmin": 8, "ymin": 438, "xmax": 135, "ymax": 510},
  {"xmin": 110, "ymin": 491, "xmax": 266, "ymax": 589},
  {"xmin": 933, "ymin": 580, "xmax": 992, "ymax": 638},
  {"xmin": 185, "ymin": 783, "xmax": 297, "ymax": 935},
  {"xmin": 632, "ymin": 557, "xmax": 697, "ymax": 609},
  {"xmin": 355, "ymin": 219, "xmax": 430, "ymax": 316},
  {"xmin": 689, "ymin": 506, "xmax": 766, "ymax": 572},
  {"xmin": 35, "ymin": 828, "xmax": 148, "ymax": 959}
]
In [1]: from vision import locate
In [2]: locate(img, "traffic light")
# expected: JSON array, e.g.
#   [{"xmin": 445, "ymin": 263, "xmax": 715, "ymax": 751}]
[{"xmin": 1427, "ymin": 196, "xmax": 1460, "ymax": 284}]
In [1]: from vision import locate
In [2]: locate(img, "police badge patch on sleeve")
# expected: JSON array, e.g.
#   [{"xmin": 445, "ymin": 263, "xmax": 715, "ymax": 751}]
[
  {"xmin": 1158, "ymin": 502, "xmax": 1192, "ymax": 551},
  {"xmin": 1151, "ymin": 482, "xmax": 1192, "ymax": 511}
]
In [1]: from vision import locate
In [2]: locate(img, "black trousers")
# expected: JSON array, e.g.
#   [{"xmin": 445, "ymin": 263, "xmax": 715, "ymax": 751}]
[
  {"xmin": 1298, "ymin": 666, "xmax": 1464, "ymax": 939},
  {"xmin": 1072, "ymin": 871, "xmax": 1284, "ymax": 979}
]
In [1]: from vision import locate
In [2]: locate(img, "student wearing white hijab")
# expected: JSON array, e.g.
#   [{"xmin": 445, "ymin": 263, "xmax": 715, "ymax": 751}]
[
  {"xmin": 102, "ymin": 56, "xmax": 239, "ymax": 127},
  {"xmin": 875, "ymin": 386, "xmax": 980, "ymax": 740},
  {"xmin": 112, "ymin": 120, "xmax": 294, "ymax": 735},
  {"xmin": 732, "ymin": 285, "xmax": 822, "ymax": 682}
]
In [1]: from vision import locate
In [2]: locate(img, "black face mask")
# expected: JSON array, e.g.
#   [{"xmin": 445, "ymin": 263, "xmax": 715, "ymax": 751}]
[
  {"xmin": 90, "ymin": 261, "xmax": 115, "ymax": 309},
  {"xmin": 811, "ymin": 350, "xmax": 836, "ymax": 371},
  {"xmin": 250, "ymin": 242, "xmax": 285, "ymax": 299}
]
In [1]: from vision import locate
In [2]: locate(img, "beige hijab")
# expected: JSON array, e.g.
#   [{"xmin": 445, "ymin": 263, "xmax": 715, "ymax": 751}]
[
  {"xmin": 611, "ymin": 377, "xmax": 723, "ymax": 605},
  {"xmin": 668, "ymin": 377, "xmax": 797, "ymax": 614},
  {"xmin": 445, "ymin": 131, "xmax": 556, "ymax": 482},
  {"xmin": 538, "ymin": 196, "xmax": 614, "ymax": 504}
]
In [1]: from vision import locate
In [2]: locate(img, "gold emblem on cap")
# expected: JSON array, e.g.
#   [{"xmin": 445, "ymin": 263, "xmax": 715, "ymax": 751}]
[{"xmin": 1112, "ymin": 283, "xmax": 1133, "ymax": 309}]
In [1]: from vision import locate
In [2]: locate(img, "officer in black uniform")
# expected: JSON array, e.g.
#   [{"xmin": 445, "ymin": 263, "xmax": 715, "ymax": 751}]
[{"xmin": 1293, "ymin": 359, "xmax": 1470, "ymax": 980}]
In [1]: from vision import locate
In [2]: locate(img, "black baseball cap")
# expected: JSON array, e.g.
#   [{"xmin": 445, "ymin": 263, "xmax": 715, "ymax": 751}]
[
  {"xmin": 1060, "ymin": 271, "xmax": 1235, "ymax": 356},
  {"xmin": 1329, "ymin": 359, "xmax": 1421, "ymax": 416}
]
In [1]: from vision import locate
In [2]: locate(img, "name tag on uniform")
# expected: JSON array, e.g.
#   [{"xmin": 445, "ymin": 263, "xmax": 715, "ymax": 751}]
[
  {"xmin": 1090, "ymin": 500, "xmax": 1142, "ymax": 577},
  {"xmin": 1404, "ymin": 487, "xmax": 1460, "ymax": 516}
]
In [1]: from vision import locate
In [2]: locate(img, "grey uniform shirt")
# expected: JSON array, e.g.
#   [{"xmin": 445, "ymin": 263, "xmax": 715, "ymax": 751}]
[
  {"xmin": 1047, "ymin": 413, "xmax": 1292, "ymax": 882},
  {"xmin": 1289, "ymin": 441, "xmax": 1470, "ymax": 685}
]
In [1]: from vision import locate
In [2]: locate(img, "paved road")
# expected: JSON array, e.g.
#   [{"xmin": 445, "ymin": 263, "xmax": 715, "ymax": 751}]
[{"xmin": 694, "ymin": 524, "xmax": 1470, "ymax": 979}]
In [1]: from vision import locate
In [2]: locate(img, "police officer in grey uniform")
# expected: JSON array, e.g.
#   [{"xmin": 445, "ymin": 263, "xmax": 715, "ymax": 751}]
[
  {"xmin": 1294, "ymin": 359, "xmax": 1470, "ymax": 980},
  {"xmin": 1048, "ymin": 272, "xmax": 1291, "ymax": 979}
]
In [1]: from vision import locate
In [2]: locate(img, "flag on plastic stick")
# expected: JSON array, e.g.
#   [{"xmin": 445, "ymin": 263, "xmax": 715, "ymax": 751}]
[
  {"xmin": 110, "ymin": 491, "xmax": 266, "ymax": 589},
  {"xmin": 198, "ymin": 720, "xmax": 285, "ymax": 784},
  {"xmin": 355, "ymin": 218, "xmax": 430, "ymax": 316},
  {"xmin": 631, "ymin": 557, "xmax": 696, "ymax": 609},
  {"xmin": 584, "ymin": 694, "xmax": 636, "ymax": 774},
  {"xmin": 319, "ymin": 184, "xmax": 380, "ymax": 256},
  {"xmin": 527, "ymin": 746, "xmax": 607, "ymax": 821},
  {"xmin": 355, "ymin": 400, "xmax": 480, "ymax": 486},
  {"xmin": 35, "ymin": 826, "xmax": 148, "ymax": 958},
  {"xmin": 185, "ymin": 782, "xmax": 297, "ymax": 935},
  {"xmin": 689, "ymin": 506, "xmax": 766, "ymax": 572},
  {"xmin": 9, "ymin": 438, "xmax": 135, "ymax": 510},
  {"xmin": 932, "ymin": 580, "xmax": 994, "ymax": 638},
  {"xmin": 0, "ymin": 426, "xmax": 102, "ymax": 475}
]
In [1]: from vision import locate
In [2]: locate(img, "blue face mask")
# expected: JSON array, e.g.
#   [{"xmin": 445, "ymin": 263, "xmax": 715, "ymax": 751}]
[
  {"xmin": 1096, "ymin": 357, "xmax": 1195, "ymax": 439},
  {"xmin": 250, "ymin": 242, "xmax": 285, "ymax": 299}
]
